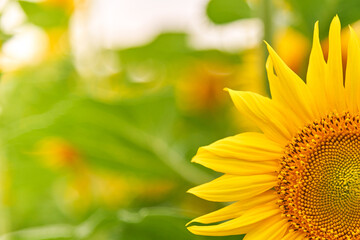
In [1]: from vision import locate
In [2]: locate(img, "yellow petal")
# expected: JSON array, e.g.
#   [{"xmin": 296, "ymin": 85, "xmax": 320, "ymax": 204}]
[
  {"xmin": 188, "ymin": 222, "xmax": 254, "ymax": 236},
  {"xmin": 243, "ymin": 214, "xmax": 289, "ymax": 240},
  {"xmin": 194, "ymin": 151, "xmax": 279, "ymax": 175},
  {"xmin": 227, "ymin": 89, "xmax": 294, "ymax": 145},
  {"xmin": 192, "ymin": 132, "xmax": 282, "ymax": 175},
  {"xmin": 234, "ymin": 190, "xmax": 277, "ymax": 212},
  {"xmin": 281, "ymin": 230, "xmax": 306, "ymax": 240},
  {"xmin": 188, "ymin": 201, "xmax": 280, "ymax": 236},
  {"xmin": 266, "ymin": 43, "xmax": 318, "ymax": 122},
  {"xmin": 326, "ymin": 15, "xmax": 346, "ymax": 112},
  {"xmin": 187, "ymin": 202, "xmax": 245, "ymax": 227},
  {"xmin": 187, "ymin": 190, "xmax": 277, "ymax": 225},
  {"xmin": 198, "ymin": 132, "xmax": 283, "ymax": 161},
  {"xmin": 265, "ymin": 57, "xmax": 312, "ymax": 129},
  {"xmin": 345, "ymin": 26, "xmax": 360, "ymax": 113},
  {"xmin": 188, "ymin": 174, "xmax": 276, "ymax": 202},
  {"xmin": 307, "ymin": 21, "xmax": 328, "ymax": 115}
]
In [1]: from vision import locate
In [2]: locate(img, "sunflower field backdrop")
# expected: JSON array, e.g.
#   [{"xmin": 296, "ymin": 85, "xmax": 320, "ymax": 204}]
[{"xmin": 0, "ymin": 0, "xmax": 360, "ymax": 239}]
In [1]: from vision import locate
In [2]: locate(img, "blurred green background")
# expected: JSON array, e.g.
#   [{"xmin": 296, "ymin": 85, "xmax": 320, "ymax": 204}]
[{"xmin": 0, "ymin": 0, "xmax": 360, "ymax": 239}]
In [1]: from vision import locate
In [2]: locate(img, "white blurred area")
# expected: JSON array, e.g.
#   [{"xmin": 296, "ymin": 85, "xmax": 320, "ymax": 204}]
[
  {"xmin": 0, "ymin": 0, "xmax": 263, "ymax": 72},
  {"xmin": 0, "ymin": 0, "xmax": 48, "ymax": 70}
]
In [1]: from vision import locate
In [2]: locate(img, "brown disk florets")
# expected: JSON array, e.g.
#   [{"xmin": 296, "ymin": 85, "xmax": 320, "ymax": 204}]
[{"xmin": 278, "ymin": 112, "xmax": 360, "ymax": 240}]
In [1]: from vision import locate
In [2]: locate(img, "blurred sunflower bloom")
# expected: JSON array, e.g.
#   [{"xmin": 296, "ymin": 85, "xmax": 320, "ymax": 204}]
[
  {"xmin": 176, "ymin": 61, "xmax": 234, "ymax": 112},
  {"xmin": 274, "ymin": 28, "xmax": 310, "ymax": 74},
  {"xmin": 188, "ymin": 16, "xmax": 360, "ymax": 239},
  {"xmin": 176, "ymin": 55, "xmax": 266, "ymax": 113},
  {"xmin": 35, "ymin": 137, "xmax": 83, "ymax": 170},
  {"xmin": 45, "ymin": 28, "xmax": 69, "ymax": 57},
  {"xmin": 42, "ymin": 0, "xmax": 87, "ymax": 58},
  {"xmin": 42, "ymin": 0, "xmax": 81, "ymax": 13},
  {"xmin": 34, "ymin": 137, "xmax": 174, "ymax": 212}
]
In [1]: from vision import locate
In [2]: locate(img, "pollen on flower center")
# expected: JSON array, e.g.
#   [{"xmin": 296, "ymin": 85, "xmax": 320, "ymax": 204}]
[{"xmin": 278, "ymin": 112, "xmax": 360, "ymax": 240}]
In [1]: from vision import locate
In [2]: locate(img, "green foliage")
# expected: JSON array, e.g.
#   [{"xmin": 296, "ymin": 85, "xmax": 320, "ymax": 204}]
[
  {"xmin": 119, "ymin": 33, "xmax": 191, "ymax": 63},
  {"xmin": 0, "ymin": 31, "xmax": 11, "ymax": 43},
  {"xmin": 285, "ymin": 0, "xmax": 360, "ymax": 38},
  {"xmin": 0, "ymin": 55, "xmax": 234, "ymax": 238},
  {"xmin": 0, "ymin": 61, "xmax": 215, "ymax": 182},
  {"xmin": 205, "ymin": 0, "xmax": 360, "ymax": 39},
  {"xmin": 117, "ymin": 33, "xmax": 242, "ymax": 90},
  {"xmin": 18, "ymin": 1, "xmax": 69, "ymax": 29},
  {"xmin": 119, "ymin": 33, "xmax": 241, "ymax": 64},
  {"xmin": 206, "ymin": 0, "xmax": 252, "ymax": 24}
]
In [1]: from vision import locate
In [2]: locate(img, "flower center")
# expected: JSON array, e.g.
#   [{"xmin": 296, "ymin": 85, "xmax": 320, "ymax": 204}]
[{"xmin": 278, "ymin": 112, "xmax": 360, "ymax": 240}]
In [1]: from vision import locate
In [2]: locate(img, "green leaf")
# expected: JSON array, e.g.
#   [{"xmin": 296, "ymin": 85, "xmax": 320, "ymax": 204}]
[
  {"xmin": 206, "ymin": 0, "xmax": 252, "ymax": 24},
  {"xmin": 119, "ymin": 33, "xmax": 190, "ymax": 63},
  {"xmin": 0, "ymin": 64, "xmax": 212, "ymax": 184},
  {"xmin": 116, "ymin": 32, "xmax": 242, "ymax": 95},
  {"xmin": 285, "ymin": 0, "xmax": 360, "ymax": 39},
  {"xmin": 18, "ymin": 1, "xmax": 69, "ymax": 29},
  {"xmin": 0, "ymin": 30, "xmax": 12, "ymax": 43},
  {"xmin": 0, "ymin": 211, "xmax": 107, "ymax": 240},
  {"xmin": 118, "ymin": 33, "xmax": 241, "ymax": 64},
  {"xmin": 49, "ymin": 91, "xmax": 213, "ymax": 184}
]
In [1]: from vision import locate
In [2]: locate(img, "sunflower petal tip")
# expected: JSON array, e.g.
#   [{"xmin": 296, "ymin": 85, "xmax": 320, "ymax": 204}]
[
  {"xmin": 187, "ymin": 187, "xmax": 196, "ymax": 194},
  {"xmin": 187, "ymin": 225, "xmax": 203, "ymax": 235},
  {"xmin": 187, "ymin": 226, "xmax": 195, "ymax": 233},
  {"xmin": 185, "ymin": 220, "xmax": 194, "ymax": 227},
  {"xmin": 349, "ymin": 25, "xmax": 356, "ymax": 34},
  {"xmin": 331, "ymin": 14, "xmax": 341, "ymax": 27},
  {"xmin": 314, "ymin": 21, "xmax": 319, "ymax": 29},
  {"xmin": 225, "ymin": 88, "xmax": 237, "ymax": 96},
  {"xmin": 191, "ymin": 155, "xmax": 198, "ymax": 163},
  {"xmin": 264, "ymin": 42, "xmax": 277, "ymax": 57},
  {"xmin": 312, "ymin": 22, "xmax": 321, "ymax": 45},
  {"xmin": 264, "ymin": 40, "xmax": 271, "ymax": 49}
]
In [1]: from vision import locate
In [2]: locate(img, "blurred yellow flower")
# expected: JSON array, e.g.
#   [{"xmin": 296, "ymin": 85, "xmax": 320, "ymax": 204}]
[
  {"xmin": 62, "ymin": 171, "xmax": 175, "ymax": 212},
  {"xmin": 34, "ymin": 137, "xmax": 174, "ymax": 213},
  {"xmin": 35, "ymin": 137, "xmax": 82, "ymax": 170},
  {"xmin": 41, "ymin": 0, "xmax": 88, "ymax": 58},
  {"xmin": 233, "ymin": 48, "xmax": 267, "ymax": 95},
  {"xmin": 188, "ymin": 16, "xmax": 360, "ymax": 239},
  {"xmin": 231, "ymin": 48, "xmax": 266, "ymax": 132},
  {"xmin": 176, "ymin": 61, "xmax": 233, "ymax": 112},
  {"xmin": 273, "ymin": 27, "xmax": 310, "ymax": 74},
  {"xmin": 176, "ymin": 53, "xmax": 266, "ymax": 113},
  {"xmin": 62, "ymin": 169, "xmax": 92, "ymax": 213},
  {"xmin": 42, "ymin": 0, "xmax": 84, "ymax": 13},
  {"xmin": 62, "ymin": 170, "xmax": 132, "ymax": 213},
  {"xmin": 45, "ymin": 28, "xmax": 69, "ymax": 57}
]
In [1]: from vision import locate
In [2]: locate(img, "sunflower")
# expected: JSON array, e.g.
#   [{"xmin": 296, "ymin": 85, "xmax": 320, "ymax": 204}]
[{"xmin": 187, "ymin": 16, "xmax": 360, "ymax": 240}]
